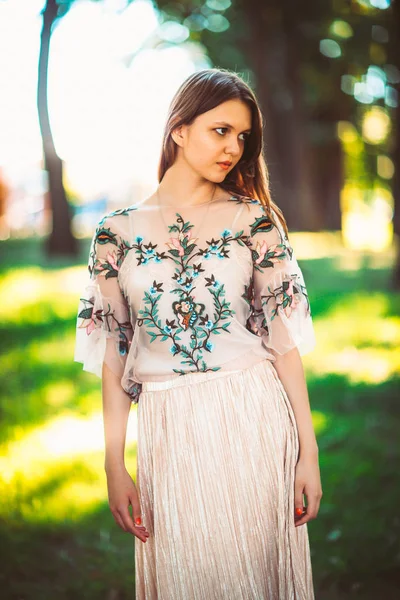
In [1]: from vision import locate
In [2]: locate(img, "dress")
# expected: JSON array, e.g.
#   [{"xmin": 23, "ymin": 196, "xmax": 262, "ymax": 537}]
[{"xmin": 74, "ymin": 192, "xmax": 316, "ymax": 599}]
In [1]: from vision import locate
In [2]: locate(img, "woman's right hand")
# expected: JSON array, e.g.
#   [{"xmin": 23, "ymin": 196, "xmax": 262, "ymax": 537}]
[{"xmin": 106, "ymin": 465, "xmax": 149, "ymax": 543}]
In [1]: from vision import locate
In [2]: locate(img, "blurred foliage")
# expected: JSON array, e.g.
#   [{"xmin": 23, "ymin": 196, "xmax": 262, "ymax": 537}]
[
  {"xmin": 153, "ymin": 0, "xmax": 398, "ymax": 233},
  {"xmin": 0, "ymin": 235, "xmax": 399, "ymax": 597},
  {"xmin": 45, "ymin": 0, "xmax": 398, "ymax": 235}
]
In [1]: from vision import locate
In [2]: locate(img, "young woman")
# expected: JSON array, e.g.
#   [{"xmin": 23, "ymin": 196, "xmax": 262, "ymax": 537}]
[{"xmin": 75, "ymin": 68, "xmax": 322, "ymax": 599}]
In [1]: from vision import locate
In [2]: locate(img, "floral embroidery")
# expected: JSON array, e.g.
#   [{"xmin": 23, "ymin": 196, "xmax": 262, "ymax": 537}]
[
  {"xmin": 89, "ymin": 231, "xmax": 131, "ymax": 279},
  {"xmin": 77, "ymin": 296, "xmax": 133, "ymax": 356},
  {"xmin": 249, "ymin": 213, "xmax": 275, "ymax": 236},
  {"xmin": 241, "ymin": 274, "xmax": 260, "ymax": 336},
  {"xmin": 137, "ymin": 273, "xmax": 235, "ymax": 375},
  {"xmin": 252, "ymin": 241, "xmax": 288, "ymax": 271},
  {"xmin": 261, "ymin": 274, "xmax": 311, "ymax": 320},
  {"xmin": 166, "ymin": 229, "xmax": 199, "ymax": 257},
  {"xmin": 79, "ymin": 206, "xmax": 142, "ymax": 403},
  {"xmin": 242, "ymin": 197, "xmax": 312, "ymax": 336},
  {"xmin": 227, "ymin": 194, "xmax": 259, "ymax": 206},
  {"xmin": 133, "ymin": 237, "xmax": 167, "ymax": 266},
  {"xmin": 132, "ymin": 214, "xmax": 248, "ymax": 270},
  {"xmin": 92, "ymin": 249, "xmax": 120, "ymax": 279},
  {"xmin": 129, "ymin": 382, "xmax": 142, "ymax": 403},
  {"xmin": 247, "ymin": 211, "xmax": 293, "ymax": 271},
  {"xmin": 77, "ymin": 196, "xmax": 314, "ymax": 404},
  {"xmin": 135, "ymin": 212, "xmax": 251, "ymax": 375}
]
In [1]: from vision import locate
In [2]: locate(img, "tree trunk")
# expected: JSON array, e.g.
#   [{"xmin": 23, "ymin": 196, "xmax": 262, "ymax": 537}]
[
  {"xmin": 389, "ymin": 0, "xmax": 400, "ymax": 289},
  {"xmin": 38, "ymin": 0, "xmax": 77, "ymax": 256},
  {"xmin": 242, "ymin": 0, "xmax": 321, "ymax": 231},
  {"xmin": 391, "ymin": 97, "xmax": 400, "ymax": 290},
  {"xmin": 311, "ymin": 136, "xmax": 343, "ymax": 230}
]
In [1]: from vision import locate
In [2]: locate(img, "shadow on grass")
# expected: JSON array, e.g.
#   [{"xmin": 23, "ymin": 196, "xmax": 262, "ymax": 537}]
[
  {"xmin": 0, "ymin": 506, "xmax": 136, "ymax": 600},
  {"xmin": 305, "ymin": 373, "xmax": 400, "ymax": 597}
]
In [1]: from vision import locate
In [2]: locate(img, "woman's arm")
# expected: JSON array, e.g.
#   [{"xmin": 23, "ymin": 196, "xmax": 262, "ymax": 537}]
[
  {"xmin": 74, "ymin": 214, "xmax": 149, "ymax": 542},
  {"xmin": 102, "ymin": 361, "xmax": 131, "ymax": 472},
  {"xmin": 271, "ymin": 346, "xmax": 318, "ymax": 460},
  {"xmin": 271, "ymin": 347, "xmax": 323, "ymax": 527},
  {"xmin": 102, "ymin": 363, "xmax": 149, "ymax": 543}
]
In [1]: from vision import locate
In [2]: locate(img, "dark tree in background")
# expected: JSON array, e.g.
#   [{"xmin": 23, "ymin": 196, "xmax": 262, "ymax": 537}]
[
  {"xmin": 390, "ymin": 0, "xmax": 400, "ymax": 288},
  {"xmin": 38, "ymin": 0, "xmax": 78, "ymax": 256}
]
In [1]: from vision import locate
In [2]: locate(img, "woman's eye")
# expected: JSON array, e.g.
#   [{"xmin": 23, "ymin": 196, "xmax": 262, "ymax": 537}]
[{"xmin": 215, "ymin": 128, "xmax": 249, "ymax": 141}]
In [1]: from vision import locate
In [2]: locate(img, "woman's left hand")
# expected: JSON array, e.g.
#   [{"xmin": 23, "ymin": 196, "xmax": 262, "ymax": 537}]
[{"xmin": 293, "ymin": 455, "xmax": 323, "ymax": 527}]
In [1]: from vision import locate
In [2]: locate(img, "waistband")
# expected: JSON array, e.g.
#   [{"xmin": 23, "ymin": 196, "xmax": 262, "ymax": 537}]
[
  {"xmin": 141, "ymin": 367, "xmax": 243, "ymax": 393},
  {"xmin": 140, "ymin": 357, "xmax": 272, "ymax": 393}
]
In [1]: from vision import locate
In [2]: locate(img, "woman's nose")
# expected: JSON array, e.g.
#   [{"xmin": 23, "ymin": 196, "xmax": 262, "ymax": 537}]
[{"xmin": 224, "ymin": 136, "xmax": 241, "ymax": 157}]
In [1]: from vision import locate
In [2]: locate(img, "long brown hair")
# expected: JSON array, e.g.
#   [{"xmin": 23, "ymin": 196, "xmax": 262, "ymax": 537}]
[{"xmin": 157, "ymin": 67, "xmax": 288, "ymax": 237}]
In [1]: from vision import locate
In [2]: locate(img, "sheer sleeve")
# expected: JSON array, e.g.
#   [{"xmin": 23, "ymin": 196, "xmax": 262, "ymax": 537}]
[
  {"xmin": 248, "ymin": 203, "xmax": 316, "ymax": 357},
  {"xmin": 74, "ymin": 215, "xmax": 142, "ymax": 403}
]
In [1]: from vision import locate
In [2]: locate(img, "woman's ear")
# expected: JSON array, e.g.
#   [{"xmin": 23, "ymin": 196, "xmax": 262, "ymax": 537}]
[{"xmin": 171, "ymin": 125, "xmax": 185, "ymax": 147}]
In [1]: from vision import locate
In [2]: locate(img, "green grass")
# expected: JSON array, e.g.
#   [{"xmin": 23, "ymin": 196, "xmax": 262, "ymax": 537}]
[{"xmin": 0, "ymin": 234, "xmax": 399, "ymax": 599}]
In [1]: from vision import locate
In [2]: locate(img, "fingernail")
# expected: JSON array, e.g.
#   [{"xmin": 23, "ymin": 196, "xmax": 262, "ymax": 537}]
[
  {"xmin": 135, "ymin": 517, "xmax": 142, "ymax": 525},
  {"xmin": 295, "ymin": 508, "xmax": 303, "ymax": 516}
]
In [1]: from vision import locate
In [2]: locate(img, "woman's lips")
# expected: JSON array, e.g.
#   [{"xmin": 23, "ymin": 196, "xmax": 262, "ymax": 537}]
[{"xmin": 217, "ymin": 162, "xmax": 231, "ymax": 170}]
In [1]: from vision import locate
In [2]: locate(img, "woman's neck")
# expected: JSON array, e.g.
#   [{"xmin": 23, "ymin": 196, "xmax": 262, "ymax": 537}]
[{"xmin": 156, "ymin": 164, "xmax": 223, "ymax": 208}]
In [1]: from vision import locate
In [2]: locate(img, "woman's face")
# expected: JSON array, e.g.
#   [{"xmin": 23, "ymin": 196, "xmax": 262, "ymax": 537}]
[{"xmin": 172, "ymin": 99, "xmax": 252, "ymax": 182}]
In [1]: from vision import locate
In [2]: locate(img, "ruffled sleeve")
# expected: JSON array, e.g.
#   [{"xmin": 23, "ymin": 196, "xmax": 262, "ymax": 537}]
[
  {"xmin": 248, "ymin": 203, "xmax": 316, "ymax": 357},
  {"xmin": 74, "ymin": 214, "xmax": 142, "ymax": 403}
]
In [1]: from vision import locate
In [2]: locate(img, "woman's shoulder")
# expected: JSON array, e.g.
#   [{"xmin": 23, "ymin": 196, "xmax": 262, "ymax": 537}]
[
  {"xmin": 228, "ymin": 193, "xmax": 282, "ymax": 234},
  {"xmin": 93, "ymin": 203, "xmax": 141, "ymax": 239},
  {"xmin": 226, "ymin": 192, "xmax": 262, "ymax": 208},
  {"xmin": 98, "ymin": 203, "xmax": 140, "ymax": 226},
  {"xmin": 227, "ymin": 192, "xmax": 277, "ymax": 219}
]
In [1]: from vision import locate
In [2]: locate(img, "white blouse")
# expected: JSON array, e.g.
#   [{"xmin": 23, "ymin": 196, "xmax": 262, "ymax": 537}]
[{"xmin": 74, "ymin": 193, "xmax": 316, "ymax": 403}]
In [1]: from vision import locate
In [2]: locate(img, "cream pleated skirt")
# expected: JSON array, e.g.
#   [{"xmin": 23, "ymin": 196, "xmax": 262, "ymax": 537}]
[{"xmin": 134, "ymin": 358, "xmax": 315, "ymax": 600}]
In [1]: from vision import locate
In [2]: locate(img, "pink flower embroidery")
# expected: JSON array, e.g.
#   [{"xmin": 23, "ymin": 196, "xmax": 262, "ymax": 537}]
[
  {"xmin": 107, "ymin": 251, "xmax": 119, "ymax": 271},
  {"xmin": 283, "ymin": 279, "xmax": 294, "ymax": 317},
  {"xmin": 255, "ymin": 241, "xmax": 283, "ymax": 265},
  {"xmin": 274, "ymin": 278, "xmax": 302, "ymax": 318},
  {"xmin": 255, "ymin": 240, "xmax": 268, "ymax": 264},
  {"xmin": 96, "ymin": 250, "xmax": 119, "ymax": 275},
  {"xmin": 77, "ymin": 300, "xmax": 98, "ymax": 335},
  {"xmin": 85, "ymin": 318, "xmax": 96, "ymax": 335},
  {"xmin": 166, "ymin": 237, "xmax": 185, "ymax": 256},
  {"xmin": 268, "ymin": 244, "xmax": 285, "ymax": 263},
  {"xmin": 166, "ymin": 231, "xmax": 198, "ymax": 257}
]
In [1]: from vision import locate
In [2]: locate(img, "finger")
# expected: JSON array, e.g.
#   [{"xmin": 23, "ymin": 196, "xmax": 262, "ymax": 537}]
[
  {"xmin": 294, "ymin": 516, "xmax": 311, "ymax": 527},
  {"xmin": 295, "ymin": 510, "xmax": 311, "ymax": 526},
  {"xmin": 130, "ymin": 507, "xmax": 149, "ymax": 533},
  {"xmin": 295, "ymin": 500, "xmax": 319, "ymax": 527},
  {"xmin": 304, "ymin": 494, "xmax": 318, "ymax": 520},
  {"xmin": 130, "ymin": 498, "xmax": 146, "ymax": 529},
  {"xmin": 133, "ymin": 515, "xmax": 147, "ymax": 529},
  {"xmin": 119, "ymin": 508, "xmax": 148, "ymax": 541},
  {"xmin": 294, "ymin": 487, "xmax": 305, "ymax": 517},
  {"xmin": 118, "ymin": 507, "xmax": 137, "ymax": 533},
  {"xmin": 112, "ymin": 511, "xmax": 128, "ymax": 532},
  {"xmin": 294, "ymin": 506, "xmax": 307, "ymax": 519},
  {"xmin": 127, "ymin": 494, "xmax": 150, "ymax": 538}
]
